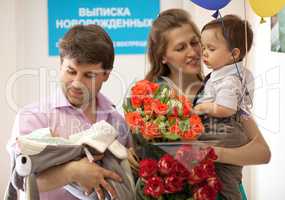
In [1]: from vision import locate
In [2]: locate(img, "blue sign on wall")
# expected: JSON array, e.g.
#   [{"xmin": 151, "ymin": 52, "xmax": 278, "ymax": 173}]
[{"xmin": 48, "ymin": 0, "xmax": 160, "ymax": 56}]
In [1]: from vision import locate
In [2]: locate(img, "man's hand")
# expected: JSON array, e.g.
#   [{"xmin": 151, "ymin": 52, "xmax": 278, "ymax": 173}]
[{"xmin": 68, "ymin": 156, "xmax": 122, "ymax": 200}]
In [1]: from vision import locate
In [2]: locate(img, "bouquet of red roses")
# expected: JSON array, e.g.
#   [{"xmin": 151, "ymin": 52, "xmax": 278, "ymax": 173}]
[
  {"xmin": 123, "ymin": 80, "xmax": 222, "ymax": 200},
  {"xmin": 137, "ymin": 144, "xmax": 221, "ymax": 200}
]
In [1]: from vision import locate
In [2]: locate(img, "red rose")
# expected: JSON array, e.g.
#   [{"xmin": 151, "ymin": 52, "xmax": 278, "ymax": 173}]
[
  {"xmin": 205, "ymin": 147, "xmax": 218, "ymax": 161},
  {"xmin": 164, "ymin": 175, "xmax": 184, "ymax": 193},
  {"xmin": 144, "ymin": 176, "xmax": 165, "ymax": 198},
  {"xmin": 125, "ymin": 112, "xmax": 143, "ymax": 131},
  {"xmin": 158, "ymin": 154, "xmax": 175, "ymax": 175},
  {"xmin": 189, "ymin": 114, "xmax": 202, "ymax": 124},
  {"xmin": 144, "ymin": 104, "xmax": 153, "ymax": 115},
  {"xmin": 143, "ymin": 97, "xmax": 154, "ymax": 115},
  {"xmin": 182, "ymin": 101, "xmax": 191, "ymax": 117},
  {"xmin": 152, "ymin": 99, "xmax": 168, "ymax": 115},
  {"xmin": 140, "ymin": 122, "xmax": 161, "ymax": 139},
  {"xmin": 149, "ymin": 82, "xmax": 159, "ymax": 93},
  {"xmin": 139, "ymin": 159, "xmax": 158, "ymax": 179},
  {"xmin": 131, "ymin": 83, "xmax": 148, "ymax": 96},
  {"xmin": 188, "ymin": 160, "xmax": 217, "ymax": 184},
  {"xmin": 193, "ymin": 185, "xmax": 218, "ymax": 200},
  {"xmin": 131, "ymin": 80, "xmax": 158, "ymax": 97},
  {"xmin": 143, "ymin": 96, "xmax": 153, "ymax": 104},
  {"xmin": 191, "ymin": 122, "xmax": 204, "ymax": 135},
  {"xmin": 169, "ymin": 162, "xmax": 189, "ymax": 180},
  {"xmin": 188, "ymin": 166, "xmax": 206, "ymax": 184},
  {"xmin": 207, "ymin": 176, "xmax": 222, "ymax": 192},
  {"xmin": 156, "ymin": 103, "xmax": 169, "ymax": 115},
  {"xmin": 130, "ymin": 95, "xmax": 142, "ymax": 108},
  {"xmin": 202, "ymin": 160, "xmax": 216, "ymax": 177}
]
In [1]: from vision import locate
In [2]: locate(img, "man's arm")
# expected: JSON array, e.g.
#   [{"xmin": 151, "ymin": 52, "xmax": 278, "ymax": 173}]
[
  {"xmin": 9, "ymin": 109, "xmax": 122, "ymax": 200},
  {"xmin": 37, "ymin": 157, "xmax": 122, "ymax": 200},
  {"xmin": 37, "ymin": 161, "xmax": 74, "ymax": 192}
]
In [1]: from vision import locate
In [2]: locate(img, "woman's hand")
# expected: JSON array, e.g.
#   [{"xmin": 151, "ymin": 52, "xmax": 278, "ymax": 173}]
[{"xmin": 68, "ymin": 156, "xmax": 122, "ymax": 200}]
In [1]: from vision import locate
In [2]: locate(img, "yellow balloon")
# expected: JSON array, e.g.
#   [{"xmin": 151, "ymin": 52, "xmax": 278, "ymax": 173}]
[{"xmin": 249, "ymin": 0, "xmax": 285, "ymax": 17}]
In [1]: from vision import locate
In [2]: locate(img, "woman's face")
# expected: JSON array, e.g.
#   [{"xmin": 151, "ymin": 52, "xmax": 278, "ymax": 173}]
[{"xmin": 162, "ymin": 24, "xmax": 202, "ymax": 76}]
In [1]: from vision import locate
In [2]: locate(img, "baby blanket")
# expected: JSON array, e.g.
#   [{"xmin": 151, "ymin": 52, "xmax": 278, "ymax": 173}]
[{"xmin": 5, "ymin": 120, "xmax": 135, "ymax": 200}]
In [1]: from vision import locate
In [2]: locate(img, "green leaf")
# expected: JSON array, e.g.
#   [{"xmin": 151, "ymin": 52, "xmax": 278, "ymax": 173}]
[
  {"xmin": 123, "ymin": 97, "xmax": 135, "ymax": 112},
  {"xmin": 153, "ymin": 116, "xmax": 167, "ymax": 128},
  {"xmin": 154, "ymin": 84, "xmax": 169, "ymax": 99},
  {"xmin": 163, "ymin": 132, "xmax": 181, "ymax": 141},
  {"xmin": 179, "ymin": 120, "xmax": 190, "ymax": 132},
  {"xmin": 158, "ymin": 196, "xmax": 164, "ymax": 200}
]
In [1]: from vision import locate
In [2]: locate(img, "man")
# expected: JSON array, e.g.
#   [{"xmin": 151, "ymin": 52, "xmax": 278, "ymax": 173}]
[{"xmin": 7, "ymin": 24, "xmax": 131, "ymax": 200}]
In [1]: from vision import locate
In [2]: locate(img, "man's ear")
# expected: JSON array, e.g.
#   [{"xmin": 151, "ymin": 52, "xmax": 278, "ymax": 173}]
[
  {"xmin": 231, "ymin": 48, "xmax": 240, "ymax": 61},
  {"xmin": 162, "ymin": 56, "xmax": 167, "ymax": 64},
  {"xmin": 103, "ymin": 71, "xmax": 111, "ymax": 82}
]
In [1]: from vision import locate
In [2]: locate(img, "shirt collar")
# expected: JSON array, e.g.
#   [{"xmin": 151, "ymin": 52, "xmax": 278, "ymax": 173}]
[
  {"xmin": 96, "ymin": 92, "xmax": 114, "ymax": 111},
  {"xmin": 51, "ymin": 88, "xmax": 114, "ymax": 113},
  {"xmin": 47, "ymin": 88, "xmax": 114, "ymax": 123},
  {"xmin": 51, "ymin": 88, "xmax": 72, "ymax": 108},
  {"xmin": 95, "ymin": 92, "xmax": 114, "ymax": 122},
  {"xmin": 211, "ymin": 61, "xmax": 243, "ymax": 82}
]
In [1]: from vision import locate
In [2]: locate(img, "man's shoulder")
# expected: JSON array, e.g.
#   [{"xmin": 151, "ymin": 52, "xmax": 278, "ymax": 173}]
[
  {"xmin": 97, "ymin": 93, "xmax": 126, "ymax": 120},
  {"xmin": 109, "ymin": 108, "xmax": 125, "ymax": 122},
  {"xmin": 17, "ymin": 97, "xmax": 59, "ymax": 116},
  {"xmin": 18, "ymin": 102, "xmax": 44, "ymax": 114}
]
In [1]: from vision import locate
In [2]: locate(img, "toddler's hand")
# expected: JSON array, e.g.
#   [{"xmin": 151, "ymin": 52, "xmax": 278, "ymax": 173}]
[{"xmin": 193, "ymin": 104, "xmax": 205, "ymax": 115}]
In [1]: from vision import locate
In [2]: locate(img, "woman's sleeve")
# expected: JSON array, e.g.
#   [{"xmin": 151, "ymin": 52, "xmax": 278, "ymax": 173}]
[{"xmin": 214, "ymin": 117, "xmax": 271, "ymax": 166}]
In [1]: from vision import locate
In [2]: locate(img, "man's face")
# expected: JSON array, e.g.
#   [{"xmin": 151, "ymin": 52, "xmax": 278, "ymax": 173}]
[{"xmin": 59, "ymin": 57, "xmax": 110, "ymax": 108}]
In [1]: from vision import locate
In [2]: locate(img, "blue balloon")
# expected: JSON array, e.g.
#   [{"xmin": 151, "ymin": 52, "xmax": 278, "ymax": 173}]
[{"xmin": 191, "ymin": 0, "xmax": 231, "ymax": 10}]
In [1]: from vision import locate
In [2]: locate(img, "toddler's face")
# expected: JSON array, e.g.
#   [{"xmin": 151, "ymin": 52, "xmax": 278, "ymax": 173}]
[{"xmin": 201, "ymin": 28, "xmax": 233, "ymax": 70}]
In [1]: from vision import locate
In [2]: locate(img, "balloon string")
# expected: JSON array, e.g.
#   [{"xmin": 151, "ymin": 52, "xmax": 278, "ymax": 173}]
[
  {"xmin": 260, "ymin": 17, "xmax": 266, "ymax": 23},
  {"xmin": 218, "ymin": 11, "xmax": 253, "ymax": 109},
  {"xmin": 242, "ymin": 0, "xmax": 253, "ymax": 109}
]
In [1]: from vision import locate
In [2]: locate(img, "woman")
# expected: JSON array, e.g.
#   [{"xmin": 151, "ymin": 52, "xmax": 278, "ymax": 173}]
[{"xmin": 145, "ymin": 8, "xmax": 271, "ymax": 199}]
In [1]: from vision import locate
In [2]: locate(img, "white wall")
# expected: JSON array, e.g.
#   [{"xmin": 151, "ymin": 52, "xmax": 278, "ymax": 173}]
[
  {"xmin": 1, "ymin": 0, "xmax": 283, "ymax": 199},
  {"xmin": 0, "ymin": 0, "xmax": 17, "ymax": 196},
  {"xmin": 248, "ymin": 7, "xmax": 285, "ymax": 200}
]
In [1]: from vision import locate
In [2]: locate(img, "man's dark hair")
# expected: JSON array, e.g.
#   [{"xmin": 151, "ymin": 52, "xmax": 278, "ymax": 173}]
[{"xmin": 59, "ymin": 24, "xmax": 114, "ymax": 70}]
